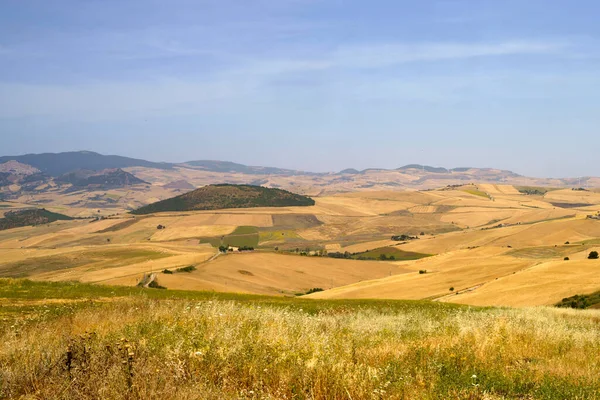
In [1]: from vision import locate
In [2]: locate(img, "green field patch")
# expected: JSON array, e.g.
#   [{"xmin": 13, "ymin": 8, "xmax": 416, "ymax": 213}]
[
  {"xmin": 352, "ymin": 246, "xmax": 432, "ymax": 261},
  {"xmin": 231, "ymin": 225, "xmax": 259, "ymax": 235},
  {"xmin": 461, "ymin": 189, "xmax": 490, "ymax": 199},
  {"xmin": 258, "ymin": 229, "xmax": 302, "ymax": 244},
  {"xmin": 222, "ymin": 234, "xmax": 259, "ymax": 248},
  {"xmin": 200, "ymin": 229, "xmax": 260, "ymax": 248},
  {"xmin": 0, "ymin": 278, "xmax": 466, "ymax": 313}
]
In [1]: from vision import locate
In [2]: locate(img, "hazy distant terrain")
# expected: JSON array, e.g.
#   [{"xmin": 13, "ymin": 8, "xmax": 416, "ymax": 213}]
[{"xmin": 2, "ymin": 152, "xmax": 599, "ymax": 216}]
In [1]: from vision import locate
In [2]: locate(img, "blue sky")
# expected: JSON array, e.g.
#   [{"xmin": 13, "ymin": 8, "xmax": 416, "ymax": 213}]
[{"xmin": 1, "ymin": 0, "xmax": 600, "ymax": 177}]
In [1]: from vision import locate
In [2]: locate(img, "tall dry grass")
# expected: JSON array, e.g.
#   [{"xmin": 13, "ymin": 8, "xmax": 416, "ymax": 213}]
[{"xmin": 1, "ymin": 298, "xmax": 600, "ymax": 399}]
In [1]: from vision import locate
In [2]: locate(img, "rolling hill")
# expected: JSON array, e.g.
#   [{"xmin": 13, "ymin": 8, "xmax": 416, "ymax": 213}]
[
  {"xmin": 0, "ymin": 208, "xmax": 73, "ymax": 231},
  {"xmin": 182, "ymin": 160, "xmax": 319, "ymax": 175},
  {"xmin": 0, "ymin": 151, "xmax": 173, "ymax": 176},
  {"xmin": 56, "ymin": 168, "xmax": 148, "ymax": 189},
  {"xmin": 131, "ymin": 184, "xmax": 315, "ymax": 214}
]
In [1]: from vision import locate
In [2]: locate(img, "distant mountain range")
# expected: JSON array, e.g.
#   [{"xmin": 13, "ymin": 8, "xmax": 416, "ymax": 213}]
[
  {"xmin": 0, "ymin": 151, "xmax": 172, "ymax": 176},
  {"xmin": 0, "ymin": 151, "xmax": 597, "ymax": 201},
  {"xmin": 0, "ymin": 151, "xmax": 524, "ymax": 177}
]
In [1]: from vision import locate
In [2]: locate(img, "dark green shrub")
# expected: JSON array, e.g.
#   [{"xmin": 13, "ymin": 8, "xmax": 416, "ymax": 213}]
[
  {"xmin": 176, "ymin": 265, "xmax": 197, "ymax": 273},
  {"xmin": 588, "ymin": 251, "xmax": 599, "ymax": 260},
  {"xmin": 305, "ymin": 288, "xmax": 324, "ymax": 294},
  {"xmin": 148, "ymin": 280, "xmax": 166, "ymax": 289}
]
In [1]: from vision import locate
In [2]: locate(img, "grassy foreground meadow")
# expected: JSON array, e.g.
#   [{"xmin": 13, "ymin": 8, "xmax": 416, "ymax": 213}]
[{"xmin": 2, "ymin": 280, "xmax": 600, "ymax": 399}]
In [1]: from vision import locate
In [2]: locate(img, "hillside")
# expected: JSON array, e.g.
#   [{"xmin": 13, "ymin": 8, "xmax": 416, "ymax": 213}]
[
  {"xmin": 0, "ymin": 160, "xmax": 40, "ymax": 175},
  {"xmin": 56, "ymin": 168, "xmax": 147, "ymax": 188},
  {"xmin": 0, "ymin": 208, "xmax": 73, "ymax": 231},
  {"xmin": 182, "ymin": 160, "xmax": 317, "ymax": 175},
  {"xmin": 132, "ymin": 184, "xmax": 315, "ymax": 214},
  {"xmin": 0, "ymin": 151, "xmax": 172, "ymax": 176}
]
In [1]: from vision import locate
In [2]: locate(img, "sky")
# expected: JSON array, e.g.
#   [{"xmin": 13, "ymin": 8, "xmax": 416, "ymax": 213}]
[{"xmin": 1, "ymin": 0, "xmax": 600, "ymax": 177}]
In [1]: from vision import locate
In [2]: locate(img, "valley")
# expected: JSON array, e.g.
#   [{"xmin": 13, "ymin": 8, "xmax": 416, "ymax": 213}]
[{"xmin": 2, "ymin": 162, "xmax": 600, "ymax": 308}]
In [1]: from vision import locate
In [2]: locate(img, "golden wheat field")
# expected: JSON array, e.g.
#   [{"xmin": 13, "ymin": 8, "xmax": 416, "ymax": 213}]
[{"xmin": 2, "ymin": 184, "xmax": 600, "ymax": 308}]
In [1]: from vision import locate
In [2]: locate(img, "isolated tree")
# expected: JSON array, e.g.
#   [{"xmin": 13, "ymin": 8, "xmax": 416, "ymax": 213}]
[{"xmin": 589, "ymin": 251, "xmax": 599, "ymax": 260}]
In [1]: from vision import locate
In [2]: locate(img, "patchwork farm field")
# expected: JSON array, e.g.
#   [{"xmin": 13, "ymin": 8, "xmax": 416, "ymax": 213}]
[{"xmin": 1, "ymin": 184, "xmax": 600, "ymax": 308}]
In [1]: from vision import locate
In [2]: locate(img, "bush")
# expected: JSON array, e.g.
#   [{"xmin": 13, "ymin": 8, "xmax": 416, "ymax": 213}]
[
  {"xmin": 148, "ymin": 280, "xmax": 166, "ymax": 289},
  {"xmin": 588, "ymin": 251, "xmax": 599, "ymax": 260},
  {"xmin": 305, "ymin": 288, "xmax": 324, "ymax": 294},
  {"xmin": 162, "ymin": 269, "xmax": 173, "ymax": 274},
  {"xmin": 419, "ymin": 270, "xmax": 427, "ymax": 274},
  {"xmin": 564, "ymin": 257, "xmax": 570, "ymax": 261},
  {"xmin": 176, "ymin": 266, "xmax": 197, "ymax": 273},
  {"xmin": 449, "ymin": 287, "xmax": 454, "ymax": 292}
]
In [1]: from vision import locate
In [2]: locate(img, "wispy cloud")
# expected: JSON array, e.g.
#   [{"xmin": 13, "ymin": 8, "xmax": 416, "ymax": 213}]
[{"xmin": 331, "ymin": 40, "xmax": 566, "ymax": 68}]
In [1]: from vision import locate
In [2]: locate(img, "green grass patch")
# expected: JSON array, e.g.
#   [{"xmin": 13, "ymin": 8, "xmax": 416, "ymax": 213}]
[
  {"xmin": 230, "ymin": 225, "xmax": 259, "ymax": 235},
  {"xmin": 223, "ymin": 234, "xmax": 259, "ymax": 248},
  {"xmin": 462, "ymin": 188, "xmax": 490, "ymax": 199},
  {"xmin": 352, "ymin": 246, "xmax": 432, "ymax": 261},
  {"xmin": 1, "ymin": 279, "xmax": 599, "ymax": 399},
  {"xmin": 0, "ymin": 278, "xmax": 466, "ymax": 315},
  {"xmin": 200, "ymin": 234, "xmax": 259, "ymax": 248},
  {"xmin": 258, "ymin": 229, "xmax": 302, "ymax": 244}
]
